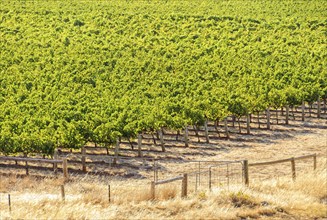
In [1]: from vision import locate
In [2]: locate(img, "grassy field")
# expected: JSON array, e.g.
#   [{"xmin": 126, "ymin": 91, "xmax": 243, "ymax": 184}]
[
  {"xmin": 0, "ymin": 117, "xmax": 326, "ymax": 219},
  {"xmin": 0, "ymin": 163, "xmax": 326, "ymax": 219}
]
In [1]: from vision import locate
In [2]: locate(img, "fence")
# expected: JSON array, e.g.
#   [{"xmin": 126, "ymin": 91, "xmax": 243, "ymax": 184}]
[
  {"xmin": 0, "ymin": 153, "xmax": 320, "ymax": 207},
  {"xmin": 57, "ymin": 147, "xmax": 154, "ymax": 173},
  {"xmin": 153, "ymin": 160, "xmax": 244, "ymax": 192},
  {"xmin": 150, "ymin": 154, "xmax": 318, "ymax": 197},
  {"xmin": 0, "ymin": 156, "xmax": 69, "ymax": 180},
  {"xmin": 151, "ymin": 160, "xmax": 244, "ymax": 197},
  {"xmin": 0, "ymin": 152, "xmax": 318, "ymax": 194},
  {"xmin": 244, "ymin": 154, "xmax": 317, "ymax": 185},
  {"xmin": 150, "ymin": 174, "xmax": 188, "ymax": 199},
  {"xmin": 208, "ymin": 161, "xmax": 244, "ymax": 190}
]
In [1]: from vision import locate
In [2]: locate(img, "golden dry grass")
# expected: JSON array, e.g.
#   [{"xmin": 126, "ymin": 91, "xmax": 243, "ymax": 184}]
[{"xmin": 0, "ymin": 162, "xmax": 326, "ymax": 220}]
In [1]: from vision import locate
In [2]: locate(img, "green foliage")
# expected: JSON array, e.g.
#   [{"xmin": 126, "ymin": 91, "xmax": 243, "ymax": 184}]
[{"xmin": 0, "ymin": 0, "xmax": 326, "ymax": 155}]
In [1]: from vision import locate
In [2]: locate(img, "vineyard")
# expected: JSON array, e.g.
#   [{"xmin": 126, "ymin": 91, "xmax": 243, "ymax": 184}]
[{"xmin": 0, "ymin": 0, "xmax": 327, "ymax": 156}]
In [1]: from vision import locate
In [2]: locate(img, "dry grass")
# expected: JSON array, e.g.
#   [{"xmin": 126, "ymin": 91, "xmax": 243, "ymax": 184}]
[{"xmin": 0, "ymin": 163, "xmax": 326, "ymax": 219}]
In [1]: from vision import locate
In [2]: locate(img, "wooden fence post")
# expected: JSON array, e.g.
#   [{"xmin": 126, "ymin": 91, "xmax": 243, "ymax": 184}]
[
  {"xmin": 8, "ymin": 194, "xmax": 11, "ymax": 212},
  {"xmin": 224, "ymin": 118, "xmax": 230, "ymax": 139},
  {"xmin": 25, "ymin": 160, "xmax": 29, "ymax": 175},
  {"xmin": 155, "ymin": 162, "xmax": 158, "ymax": 181},
  {"xmin": 61, "ymin": 185, "xmax": 65, "ymax": 201},
  {"xmin": 291, "ymin": 158, "xmax": 296, "ymax": 181},
  {"xmin": 204, "ymin": 119, "xmax": 210, "ymax": 143},
  {"xmin": 184, "ymin": 126, "xmax": 189, "ymax": 147},
  {"xmin": 63, "ymin": 158, "xmax": 68, "ymax": 180},
  {"xmin": 181, "ymin": 174, "xmax": 188, "ymax": 198},
  {"xmin": 53, "ymin": 148, "xmax": 58, "ymax": 173},
  {"xmin": 266, "ymin": 108, "xmax": 271, "ymax": 129},
  {"xmin": 313, "ymin": 154, "xmax": 317, "ymax": 170},
  {"xmin": 159, "ymin": 128, "xmax": 165, "ymax": 152},
  {"xmin": 113, "ymin": 139, "xmax": 119, "ymax": 164},
  {"xmin": 108, "ymin": 157, "xmax": 112, "ymax": 168},
  {"xmin": 23, "ymin": 153, "xmax": 29, "ymax": 175},
  {"xmin": 150, "ymin": 181, "xmax": 155, "ymax": 200},
  {"xmin": 317, "ymin": 97, "xmax": 321, "ymax": 118},
  {"xmin": 257, "ymin": 112, "xmax": 261, "ymax": 128},
  {"xmin": 243, "ymin": 160, "xmax": 249, "ymax": 186},
  {"xmin": 286, "ymin": 105, "xmax": 290, "ymax": 125},
  {"xmin": 82, "ymin": 147, "xmax": 86, "ymax": 172},
  {"xmin": 246, "ymin": 114, "xmax": 251, "ymax": 134},
  {"xmin": 301, "ymin": 101, "xmax": 305, "ymax": 121},
  {"xmin": 137, "ymin": 133, "xmax": 143, "ymax": 157}
]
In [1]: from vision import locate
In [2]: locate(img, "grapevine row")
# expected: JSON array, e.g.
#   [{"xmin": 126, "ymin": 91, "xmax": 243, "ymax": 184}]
[{"xmin": 0, "ymin": 0, "xmax": 326, "ymax": 155}]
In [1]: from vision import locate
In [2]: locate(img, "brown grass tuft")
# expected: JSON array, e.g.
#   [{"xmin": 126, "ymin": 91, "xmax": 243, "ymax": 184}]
[
  {"xmin": 229, "ymin": 190, "xmax": 259, "ymax": 208},
  {"xmin": 156, "ymin": 185, "xmax": 177, "ymax": 200},
  {"xmin": 237, "ymin": 207, "xmax": 277, "ymax": 219}
]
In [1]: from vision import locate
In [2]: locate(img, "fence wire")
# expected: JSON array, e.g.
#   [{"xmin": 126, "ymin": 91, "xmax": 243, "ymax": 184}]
[{"xmin": 154, "ymin": 160, "xmax": 244, "ymax": 193}]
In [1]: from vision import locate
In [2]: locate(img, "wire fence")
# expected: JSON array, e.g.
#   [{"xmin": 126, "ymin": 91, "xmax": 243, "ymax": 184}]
[
  {"xmin": 152, "ymin": 154, "xmax": 318, "ymax": 195},
  {"xmin": 153, "ymin": 160, "xmax": 244, "ymax": 194}
]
